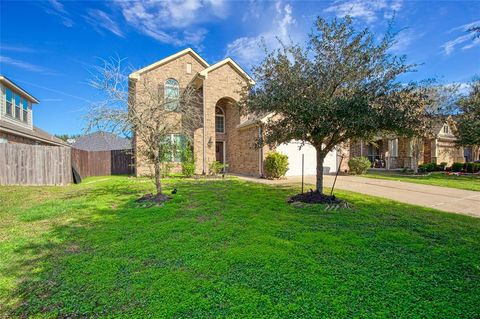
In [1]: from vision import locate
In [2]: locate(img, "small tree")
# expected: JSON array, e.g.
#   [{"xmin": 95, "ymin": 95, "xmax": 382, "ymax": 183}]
[
  {"xmin": 240, "ymin": 17, "xmax": 432, "ymax": 194},
  {"xmin": 86, "ymin": 57, "xmax": 202, "ymax": 199}
]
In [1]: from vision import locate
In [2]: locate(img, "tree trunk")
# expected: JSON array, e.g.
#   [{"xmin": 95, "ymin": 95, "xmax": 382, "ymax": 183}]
[
  {"xmin": 154, "ymin": 159, "xmax": 162, "ymax": 195},
  {"xmin": 315, "ymin": 146, "xmax": 325, "ymax": 194}
]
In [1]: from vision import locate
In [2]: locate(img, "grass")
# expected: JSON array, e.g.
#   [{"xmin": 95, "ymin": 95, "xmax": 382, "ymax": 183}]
[
  {"xmin": 363, "ymin": 170, "xmax": 480, "ymax": 191},
  {"xmin": 1, "ymin": 176, "xmax": 479, "ymax": 318}
]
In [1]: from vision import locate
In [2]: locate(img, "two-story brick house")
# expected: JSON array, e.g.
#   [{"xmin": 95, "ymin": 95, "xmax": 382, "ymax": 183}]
[
  {"xmin": 129, "ymin": 48, "xmax": 340, "ymax": 177},
  {"xmin": 0, "ymin": 75, "xmax": 67, "ymax": 146}
]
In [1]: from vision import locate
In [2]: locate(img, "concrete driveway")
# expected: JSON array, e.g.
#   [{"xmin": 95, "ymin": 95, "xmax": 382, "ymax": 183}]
[{"xmin": 237, "ymin": 174, "xmax": 480, "ymax": 218}]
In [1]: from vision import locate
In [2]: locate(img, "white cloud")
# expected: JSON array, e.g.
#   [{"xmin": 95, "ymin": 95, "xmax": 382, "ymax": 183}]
[
  {"xmin": 225, "ymin": 1, "xmax": 295, "ymax": 66},
  {"xmin": 0, "ymin": 44, "xmax": 39, "ymax": 53},
  {"xmin": 442, "ymin": 20, "xmax": 480, "ymax": 55},
  {"xmin": 0, "ymin": 56, "xmax": 47, "ymax": 72},
  {"xmin": 389, "ymin": 28, "xmax": 423, "ymax": 53},
  {"xmin": 45, "ymin": 0, "xmax": 74, "ymax": 27},
  {"xmin": 324, "ymin": 0, "xmax": 402, "ymax": 23},
  {"xmin": 114, "ymin": 0, "xmax": 227, "ymax": 47},
  {"xmin": 84, "ymin": 9, "xmax": 124, "ymax": 38}
]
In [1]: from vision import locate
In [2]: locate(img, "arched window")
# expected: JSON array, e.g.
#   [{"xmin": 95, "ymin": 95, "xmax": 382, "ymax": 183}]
[
  {"xmin": 164, "ymin": 78, "xmax": 179, "ymax": 110},
  {"xmin": 215, "ymin": 107, "xmax": 224, "ymax": 133}
]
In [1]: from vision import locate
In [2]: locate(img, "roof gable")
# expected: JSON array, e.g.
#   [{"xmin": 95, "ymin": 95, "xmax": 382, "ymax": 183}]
[
  {"xmin": 0, "ymin": 75, "xmax": 39, "ymax": 104},
  {"xmin": 199, "ymin": 58, "xmax": 255, "ymax": 85},
  {"xmin": 130, "ymin": 48, "xmax": 209, "ymax": 79}
]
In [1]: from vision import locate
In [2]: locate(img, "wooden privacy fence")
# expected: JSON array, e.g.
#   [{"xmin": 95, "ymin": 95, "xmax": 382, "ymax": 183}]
[
  {"xmin": 71, "ymin": 148, "xmax": 134, "ymax": 178},
  {"xmin": 0, "ymin": 143, "xmax": 71, "ymax": 185}
]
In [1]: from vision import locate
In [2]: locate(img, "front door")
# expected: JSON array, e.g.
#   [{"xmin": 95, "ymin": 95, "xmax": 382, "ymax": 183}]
[{"xmin": 215, "ymin": 141, "xmax": 224, "ymax": 163}]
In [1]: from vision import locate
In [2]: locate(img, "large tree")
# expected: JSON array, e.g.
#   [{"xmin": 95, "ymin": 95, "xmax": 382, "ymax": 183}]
[
  {"xmin": 455, "ymin": 77, "xmax": 480, "ymax": 147},
  {"xmin": 86, "ymin": 57, "xmax": 202, "ymax": 199},
  {"xmin": 241, "ymin": 17, "xmax": 432, "ymax": 193}
]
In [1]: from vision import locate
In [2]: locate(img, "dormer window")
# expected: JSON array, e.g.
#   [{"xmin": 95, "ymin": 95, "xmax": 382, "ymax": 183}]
[
  {"xmin": 164, "ymin": 78, "xmax": 179, "ymax": 111},
  {"xmin": 443, "ymin": 124, "xmax": 449, "ymax": 134},
  {"xmin": 215, "ymin": 107, "xmax": 225, "ymax": 133}
]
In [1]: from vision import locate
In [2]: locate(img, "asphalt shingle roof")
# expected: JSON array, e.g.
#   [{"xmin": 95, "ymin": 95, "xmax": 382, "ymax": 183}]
[{"xmin": 72, "ymin": 132, "xmax": 131, "ymax": 151}]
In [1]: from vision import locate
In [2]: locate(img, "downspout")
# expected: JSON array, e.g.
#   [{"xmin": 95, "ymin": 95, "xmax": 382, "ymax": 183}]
[{"xmin": 202, "ymin": 80, "xmax": 206, "ymax": 174}]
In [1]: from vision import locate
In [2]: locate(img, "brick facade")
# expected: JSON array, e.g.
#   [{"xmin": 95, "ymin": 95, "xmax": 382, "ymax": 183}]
[{"xmin": 131, "ymin": 50, "xmax": 264, "ymax": 177}]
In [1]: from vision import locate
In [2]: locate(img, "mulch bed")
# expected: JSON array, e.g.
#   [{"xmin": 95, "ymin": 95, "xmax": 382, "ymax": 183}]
[
  {"xmin": 136, "ymin": 193, "xmax": 171, "ymax": 205},
  {"xmin": 288, "ymin": 190, "xmax": 343, "ymax": 204}
]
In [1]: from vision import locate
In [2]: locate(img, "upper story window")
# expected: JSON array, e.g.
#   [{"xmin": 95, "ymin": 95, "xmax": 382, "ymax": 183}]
[
  {"xmin": 443, "ymin": 124, "xmax": 449, "ymax": 134},
  {"xmin": 164, "ymin": 78, "xmax": 179, "ymax": 111},
  {"xmin": 186, "ymin": 63, "xmax": 192, "ymax": 74},
  {"xmin": 215, "ymin": 107, "xmax": 225, "ymax": 133},
  {"xmin": 5, "ymin": 88, "xmax": 13, "ymax": 116},
  {"xmin": 14, "ymin": 93, "xmax": 21, "ymax": 119},
  {"xmin": 22, "ymin": 98, "xmax": 29, "ymax": 122}
]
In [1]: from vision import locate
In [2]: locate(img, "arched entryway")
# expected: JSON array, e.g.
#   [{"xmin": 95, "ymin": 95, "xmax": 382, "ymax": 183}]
[{"xmin": 214, "ymin": 97, "xmax": 236, "ymax": 166}]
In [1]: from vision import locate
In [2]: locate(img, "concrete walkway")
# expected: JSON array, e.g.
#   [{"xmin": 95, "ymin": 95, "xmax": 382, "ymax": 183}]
[{"xmin": 236, "ymin": 174, "xmax": 480, "ymax": 218}]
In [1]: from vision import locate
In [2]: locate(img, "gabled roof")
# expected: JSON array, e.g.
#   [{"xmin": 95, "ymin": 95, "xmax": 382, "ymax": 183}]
[
  {"xmin": 71, "ymin": 131, "xmax": 131, "ymax": 151},
  {"xmin": 0, "ymin": 75, "xmax": 40, "ymax": 104},
  {"xmin": 199, "ymin": 58, "xmax": 255, "ymax": 85},
  {"xmin": 129, "ymin": 48, "xmax": 209, "ymax": 79}
]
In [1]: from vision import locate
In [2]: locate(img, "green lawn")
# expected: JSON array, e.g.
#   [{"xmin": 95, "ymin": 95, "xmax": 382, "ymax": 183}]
[
  {"xmin": 1, "ymin": 176, "xmax": 479, "ymax": 318},
  {"xmin": 363, "ymin": 170, "xmax": 480, "ymax": 191}
]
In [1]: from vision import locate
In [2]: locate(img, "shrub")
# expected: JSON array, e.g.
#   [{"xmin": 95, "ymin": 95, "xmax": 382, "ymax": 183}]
[
  {"xmin": 181, "ymin": 163, "xmax": 195, "ymax": 177},
  {"xmin": 264, "ymin": 152, "xmax": 289, "ymax": 179},
  {"xmin": 451, "ymin": 162, "xmax": 464, "ymax": 172},
  {"xmin": 181, "ymin": 145, "xmax": 195, "ymax": 177},
  {"xmin": 418, "ymin": 164, "xmax": 427, "ymax": 173},
  {"xmin": 348, "ymin": 156, "xmax": 371, "ymax": 175},
  {"xmin": 465, "ymin": 162, "xmax": 480, "ymax": 173},
  {"xmin": 209, "ymin": 161, "xmax": 227, "ymax": 175},
  {"xmin": 438, "ymin": 162, "xmax": 448, "ymax": 171}
]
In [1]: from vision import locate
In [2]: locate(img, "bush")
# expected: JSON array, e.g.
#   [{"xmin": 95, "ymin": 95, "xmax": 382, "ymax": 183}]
[
  {"xmin": 209, "ymin": 161, "xmax": 227, "ymax": 175},
  {"xmin": 181, "ymin": 145, "xmax": 195, "ymax": 177},
  {"xmin": 264, "ymin": 152, "xmax": 289, "ymax": 179},
  {"xmin": 161, "ymin": 162, "xmax": 175, "ymax": 177},
  {"xmin": 451, "ymin": 162, "xmax": 464, "ymax": 172},
  {"xmin": 438, "ymin": 162, "xmax": 448, "ymax": 171},
  {"xmin": 465, "ymin": 162, "xmax": 480, "ymax": 173},
  {"xmin": 348, "ymin": 156, "xmax": 371, "ymax": 175}
]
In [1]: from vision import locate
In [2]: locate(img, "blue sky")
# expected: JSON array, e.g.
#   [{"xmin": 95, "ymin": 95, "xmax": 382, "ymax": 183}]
[{"xmin": 1, "ymin": 0, "xmax": 479, "ymax": 135}]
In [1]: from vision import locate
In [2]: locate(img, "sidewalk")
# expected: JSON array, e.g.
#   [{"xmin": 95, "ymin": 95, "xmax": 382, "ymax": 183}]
[{"xmin": 236, "ymin": 174, "xmax": 480, "ymax": 218}]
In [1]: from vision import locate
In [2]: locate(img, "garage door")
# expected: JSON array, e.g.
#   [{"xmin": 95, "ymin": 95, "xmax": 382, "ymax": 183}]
[{"xmin": 276, "ymin": 140, "xmax": 337, "ymax": 176}]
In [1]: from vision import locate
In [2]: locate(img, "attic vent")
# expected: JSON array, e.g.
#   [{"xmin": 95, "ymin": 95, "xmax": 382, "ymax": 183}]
[{"xmin": 186, "ymin": 63, "xmax": 192, "ymax": 74}]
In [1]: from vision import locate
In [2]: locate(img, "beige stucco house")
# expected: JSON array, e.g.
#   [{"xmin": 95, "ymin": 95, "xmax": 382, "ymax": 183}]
[{"xmin": 129, "ymin": 48, "xmax": 340, "ymax": 177}]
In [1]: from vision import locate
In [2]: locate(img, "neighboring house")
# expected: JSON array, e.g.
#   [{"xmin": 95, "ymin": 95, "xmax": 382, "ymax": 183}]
[
  {"xmin": 348, "ymin": 118, "xmax": 473, "ymax": 170},
  {"xmin": 72, "ymin": 131, "xmax": 131, "ymax": 151},
  {"xmin": 129, "ymin": 48, "xmax": 339, "ymax": 177},
  {"xmin": 0, "ymin": 75, "xmax": 67, "ymax": 147}
]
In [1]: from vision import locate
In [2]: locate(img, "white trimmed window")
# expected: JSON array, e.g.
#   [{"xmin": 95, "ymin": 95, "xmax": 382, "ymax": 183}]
[
  {"xmin": 186, "ymin": 63, "xmax": 192, "ymax": 74},
  {"xmin": 388, "ymin": 139, "xmax": 398, "ymax": 157},
  {"xmin": 22, "ymin": 98, "xmax": 29, "ymax": 123},
  {"xmin": 164, "ymin": 78, "xmax": 179, "ymax": 111},
  {"xmin": 443, "ymin": 124, "xmax": 449, "ymax": 134},
  {"xmin": 162, "ymin": 134, "xmax": 186, "ymax": 162},
  {"xmin": 14, "ymin": 93, "xmax": 21, "ymax": 119},
  {"xmin": 215, "ymin": 107, "xmax": 224, "ymax": 133},
  {"xmin": 5, "ymin": 88, "xmax": 13, "ymax": 116}
]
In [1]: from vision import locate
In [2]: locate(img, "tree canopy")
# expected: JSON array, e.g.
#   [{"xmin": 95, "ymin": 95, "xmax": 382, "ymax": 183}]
[{"xmin": 241, "ymin": 17, "xmax": 433, "ymax": 193}]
